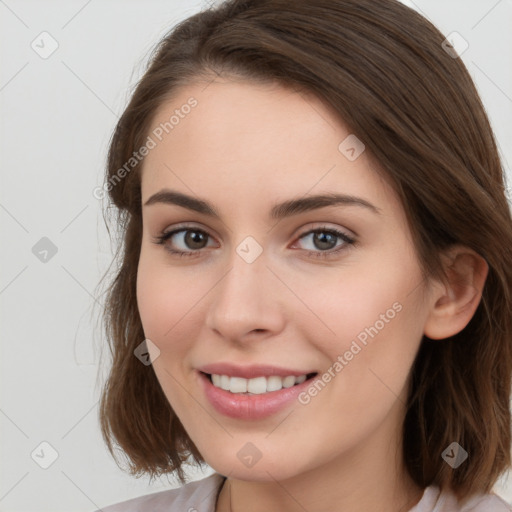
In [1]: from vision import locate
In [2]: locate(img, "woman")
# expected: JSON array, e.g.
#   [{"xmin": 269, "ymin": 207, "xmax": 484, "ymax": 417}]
[{"xmin": 94, "ymin": 0, "xmax": 512, "ymax": 510}]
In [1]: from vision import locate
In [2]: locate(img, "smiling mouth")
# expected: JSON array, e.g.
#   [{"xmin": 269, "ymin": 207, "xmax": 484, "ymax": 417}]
[{"xmin": 201, "ymin": 371, "xmax": 318, "ymax": 395}]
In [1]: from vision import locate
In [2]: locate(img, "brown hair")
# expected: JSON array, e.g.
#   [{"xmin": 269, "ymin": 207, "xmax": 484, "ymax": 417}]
[{"xmin": 96, "ymin": 0, "xmax": 512, "ymax": 499}]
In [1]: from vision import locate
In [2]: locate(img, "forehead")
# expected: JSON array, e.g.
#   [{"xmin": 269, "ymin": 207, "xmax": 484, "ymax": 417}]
[{"xmin": 140, "ymin": 79, "xmax": 394, "ymax": 215}]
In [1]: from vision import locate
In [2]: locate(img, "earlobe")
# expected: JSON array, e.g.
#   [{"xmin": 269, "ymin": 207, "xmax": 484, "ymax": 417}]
[{"xmin": 423, "ymin": 247, "xmax": 488, "ymax": 340}]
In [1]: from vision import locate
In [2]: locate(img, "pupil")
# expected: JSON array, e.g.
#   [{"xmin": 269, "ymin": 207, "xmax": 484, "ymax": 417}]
[
  {"xmin": 186, "ymin": 231, "xmax": 207, "ymax": 249},
  {"xmin": 314, "ymin": 232, "xmax": 336, "ymax": 250}
]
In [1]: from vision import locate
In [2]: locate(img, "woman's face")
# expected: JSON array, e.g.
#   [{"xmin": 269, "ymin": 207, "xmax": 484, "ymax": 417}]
[{"xmin": 136, "ymin": 78, "xmax": 434, "ymax": 481}]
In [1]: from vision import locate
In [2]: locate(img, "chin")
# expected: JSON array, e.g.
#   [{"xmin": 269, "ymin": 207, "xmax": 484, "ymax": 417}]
[{"xmin": 205, "ymin": 450, "xmax": 309, "ymax": 482}]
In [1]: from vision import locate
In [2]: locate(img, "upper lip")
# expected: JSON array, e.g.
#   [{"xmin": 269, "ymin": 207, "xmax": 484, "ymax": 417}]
[{"xmin": 197, "ymin": 362, "xmax": 317, "ymax": 379}]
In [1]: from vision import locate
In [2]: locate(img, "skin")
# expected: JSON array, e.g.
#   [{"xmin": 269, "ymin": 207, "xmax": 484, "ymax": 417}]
[{"xmin": 136, "ymin": 77, "xmax": 488, "ymax": 512}]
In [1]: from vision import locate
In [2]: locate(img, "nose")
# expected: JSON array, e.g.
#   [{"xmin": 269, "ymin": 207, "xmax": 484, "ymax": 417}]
[{"xmin": 205, "ymin": 244, "xmax": 286, "ymax": 343}]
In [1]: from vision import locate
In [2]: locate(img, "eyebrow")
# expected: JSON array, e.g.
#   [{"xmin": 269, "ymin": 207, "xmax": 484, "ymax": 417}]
[{"xmin": 143, "ymin": 189, "xmax": 381, "ymax": 219}]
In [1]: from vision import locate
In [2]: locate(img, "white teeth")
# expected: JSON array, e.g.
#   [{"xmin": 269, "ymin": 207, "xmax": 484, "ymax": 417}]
[
  {"xmin": 267, "ymin": 376, "xmax": 283, "ymax": 392},
  {"xmin": 282, "ymin": 376, "xmax": 296, "ymax": 388},
  {"xmin": 295, "ymin": 374, "xmax": 307, "ymax": 384},
  {"xmin": 220, "ymin": 375, "xmax": 230, "ymax": 391},
  {"xmin": 247, "ymin": 376, "xmax": 266, "ymax": 394},
  {"xmin": 209, "ymin": 373, "xmax": 310, "ymax": 394},
  {"xmin": 230, "ymin": 376, "xmax": 248, "ymax": 393}
]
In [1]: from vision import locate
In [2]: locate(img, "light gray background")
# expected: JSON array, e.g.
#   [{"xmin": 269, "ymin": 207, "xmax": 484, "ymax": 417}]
[{"xmin": 1, "ymin": 1, "xmax": 511, "ymax": 510}]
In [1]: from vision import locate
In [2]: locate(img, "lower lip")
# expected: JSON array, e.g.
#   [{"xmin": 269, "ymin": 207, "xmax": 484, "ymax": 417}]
[{"xmin": 198, "ymin": 371, "xmax": 316, "ymax": 420}]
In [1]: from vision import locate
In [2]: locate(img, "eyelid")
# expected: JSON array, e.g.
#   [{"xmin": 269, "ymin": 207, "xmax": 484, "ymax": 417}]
[
  {"xmin": 290, "ymin": 225, "xmax": 356, "ymax": 255},
  {"xmin": 153, "ymin": 221, "xmax": 357, "ymax": 258},
  {"xmin": 158, "ymin": 222, "xmax": 355, "ymax": 243},
  {"xmin": 160, "ymin": 222, "xmax": 219, "ymax": 241},
  {"xmin": 291, "ymin": 221, "xmax": 356, "ymax": 241}
]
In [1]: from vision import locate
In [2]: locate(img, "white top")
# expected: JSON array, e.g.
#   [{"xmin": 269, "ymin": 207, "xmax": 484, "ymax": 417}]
[{"xmin": 93, "ymin": 472, "xmax": 512, "ymax": 512}]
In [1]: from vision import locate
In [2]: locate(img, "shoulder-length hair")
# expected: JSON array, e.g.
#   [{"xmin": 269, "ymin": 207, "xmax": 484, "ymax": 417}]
[{"xmin": 97, "ymin": 0, "xmax": 512, "ymax": 499}]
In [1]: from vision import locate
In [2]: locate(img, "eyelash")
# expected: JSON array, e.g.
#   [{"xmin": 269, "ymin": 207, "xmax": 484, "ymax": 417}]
[{"xmin": 152, "ymin": 225, "xmax": 356, "ymax": 260}]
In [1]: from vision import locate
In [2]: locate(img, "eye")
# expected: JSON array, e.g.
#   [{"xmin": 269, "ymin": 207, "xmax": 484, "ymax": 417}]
[
  {"xmin": 292, "ymin": 227, "xmax": 355, "ymax": 258},
  {"xmin": 152, "ymin": 227, "xmax": 217, "ymax": 258},
  {"xmin": 152, "ymin": 225, "xmax": 356, "ymax": 259}
]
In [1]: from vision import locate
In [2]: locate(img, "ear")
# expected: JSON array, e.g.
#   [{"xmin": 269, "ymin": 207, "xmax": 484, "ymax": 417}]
[{"xmin": 423, "ymin": 246, "xmax": 489, "ymax": 340}]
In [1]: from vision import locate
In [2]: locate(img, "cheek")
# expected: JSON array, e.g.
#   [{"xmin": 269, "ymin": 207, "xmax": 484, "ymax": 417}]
[
  {"xmin": 136, "ymin": 256, "xmax": 189, "ymax": 371},
  {"xmin": 329, "ymin": 283, "xmax": 423, "ymax": 404},
  {"xmin": 136, "ymin": 252, "xmax": 211, "ymax": 371},
  {"xmin": 136, "ymin": 256, "xmax": 170, "ymax": 339},
  {"xmin": 136, "ymin": 249, "xmax": 198, "ymax": 339},
  {"xmin": 136, "ymin": 256, "xmax": 196, "ymax": 407},
  {"xmin": 297, "ymin": 267, "xmax": 417, "ymax": 357},
  {"xmin": 300, "ymin": 254, "xmax": 425, "ymax": 403}
]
